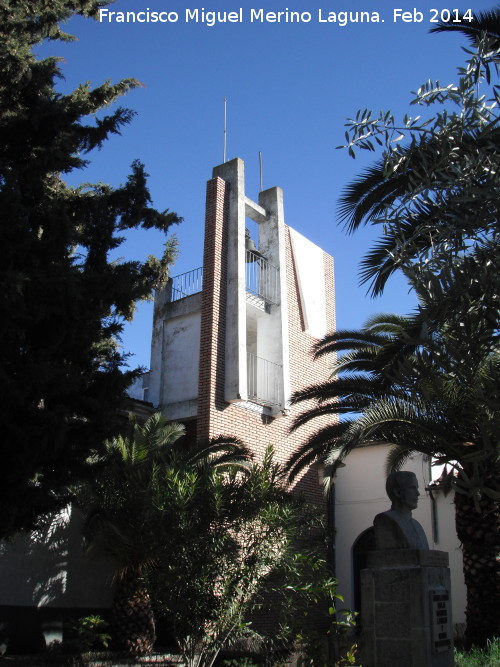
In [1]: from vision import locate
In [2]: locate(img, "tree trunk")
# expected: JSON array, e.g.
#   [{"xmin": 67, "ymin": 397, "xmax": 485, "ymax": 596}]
[
  {"xmin": 454, "ymin": 475, "xmax": 500, "ymax": 648},
  {"xmin": 111, "ymin": 569, "xmax": 156, "ymax": 655}
]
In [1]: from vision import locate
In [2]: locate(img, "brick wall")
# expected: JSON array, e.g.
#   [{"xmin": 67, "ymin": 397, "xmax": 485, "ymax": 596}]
[
  {"xmin": 197, "ymin": 176, "xmax": 229, "ymax": 441},
  {"xmin": 197, "ymin": 177, "xmax": 336, "ymax": 506}
]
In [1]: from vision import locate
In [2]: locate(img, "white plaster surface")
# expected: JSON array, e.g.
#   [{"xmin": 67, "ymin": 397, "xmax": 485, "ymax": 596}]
[
  {"xmin": 258, "ymin": 187, "xmax": 290, "ymax": 411},
  {"xmin": 212, "ymin": 159, "xmax": 247, "ymax": 403},
  {"xmin": 333, "ymin": 446, "xmax": 466, "ymax": 625},
  {"xmin": 147, "ymin": 292, "xmax": 201, "ymax": 408},
  {"xmin": 289, "ymin": 227, "xmax": 327, "ymax": 338},
  {"xmin": 161, "ymin": 310, "xmax": 201, "ymax": 406},
  {"xmin": 126, "ymin": 374, "xmax": 146, "ymax": 401},
  {"xmin": 0, "ymin": 507, "xmax": 115, "ymax": 608},
  {"xmin": 431, "ymin": 487, "xmax": 467, "ymax": 626}
]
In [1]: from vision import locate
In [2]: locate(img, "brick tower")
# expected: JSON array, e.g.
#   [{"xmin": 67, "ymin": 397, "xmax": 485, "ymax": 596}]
[{"xmin": 146, "ymin": 158, "xmax": 335, "ymax": 500}]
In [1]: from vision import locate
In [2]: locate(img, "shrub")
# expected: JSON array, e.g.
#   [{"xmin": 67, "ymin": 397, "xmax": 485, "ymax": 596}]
[{"xmin": 454, "ymin": 637, "xmax": 500, "ymax": 667}]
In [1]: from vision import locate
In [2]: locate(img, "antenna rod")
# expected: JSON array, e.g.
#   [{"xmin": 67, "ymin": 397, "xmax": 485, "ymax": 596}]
[
  {"xmin": 223, "ymin": 97, "xmax": 227, "ymax": 163},
  {"xmin": 259, "ymin": 151, "xmax": 263, "ymax": 192}
]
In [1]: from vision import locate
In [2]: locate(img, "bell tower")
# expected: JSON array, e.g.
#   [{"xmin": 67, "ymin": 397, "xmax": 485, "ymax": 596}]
[
  {"xmin": 207, "ymin": 159, "xmax": 290, "ymax": 413},
  {"xmin": 146, "ymin": 157, "xmax": 335, "ymax": 491}
]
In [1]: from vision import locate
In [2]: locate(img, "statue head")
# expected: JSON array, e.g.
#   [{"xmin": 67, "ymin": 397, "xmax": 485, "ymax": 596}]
[{"xmin": 386, "ymin": 471, "xmax": 420, "ymax": 514}]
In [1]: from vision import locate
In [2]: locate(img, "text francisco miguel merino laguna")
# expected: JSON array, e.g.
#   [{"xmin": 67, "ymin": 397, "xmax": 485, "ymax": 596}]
[{"xmin": 98, "ymin": 7, "xmax": 449, "ymax": 26}]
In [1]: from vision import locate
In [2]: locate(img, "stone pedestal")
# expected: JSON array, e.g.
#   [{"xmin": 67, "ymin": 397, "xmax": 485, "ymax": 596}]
[{"xmin": 361, "ymin": 550, "xmax": 453, "ymax": 667}]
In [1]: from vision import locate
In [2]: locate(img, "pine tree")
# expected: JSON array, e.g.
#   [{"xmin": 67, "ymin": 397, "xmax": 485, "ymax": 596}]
[{"xmin": 0, "ymin": 1, "xmax": 181, "ymax": 538}]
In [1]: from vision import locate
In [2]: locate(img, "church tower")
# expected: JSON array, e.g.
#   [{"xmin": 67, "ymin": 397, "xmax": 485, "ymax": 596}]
[{"xmin": 146, "ymin": 158, "xmax": 335, "ymax": 498}]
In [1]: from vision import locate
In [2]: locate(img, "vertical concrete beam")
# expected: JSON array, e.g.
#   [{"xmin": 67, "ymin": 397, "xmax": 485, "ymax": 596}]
[
  {"xmin": 211, "ymin": 158, "xmax": 248, "ymax": 403},
  {"xmin": 258, "ymin": 187, "xmax": 291, "ymax": 411},
  {"xmin": 146, "ymin": 286, "xmax": 168, "ymax": 407}
]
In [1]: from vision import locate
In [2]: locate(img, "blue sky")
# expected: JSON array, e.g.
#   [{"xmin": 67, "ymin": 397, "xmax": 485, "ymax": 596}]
[{"xmin": 39, "ymin": 0, "xmax": 469, "ymax": 369}]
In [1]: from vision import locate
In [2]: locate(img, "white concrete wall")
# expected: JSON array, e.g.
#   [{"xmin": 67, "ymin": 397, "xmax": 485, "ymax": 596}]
[
  {"xmin": 333, "ymin": 445, "xmax": 466, "ymax": 625},
  {"xmin": 211, "ymin": 159, "xmax": 247, "ymax": 404},
  {"xmin": 432, "ymin": 488, "xmax": 467, "ymax": 625},
  {"xmin": 126, "ymin": 375, "xmax": 146, "ymax": 401},
  {"xmin": 0, "ymin": 507, "xmax": 115, "ymax": 609},
  {"xmin": 146, "ymin": 290, "xmax": 201, "ymax": 419},
  {"xmin": 162, "ymin": 310, "xmax": 201, "ymax": 408},
  {"xmin": 258, "ymin": 187, "xmax": 290, "ymax": 411},
  {"xmin": 147, "ymin": 286, "xmax": 168, "ymax": 409},
  {"xmin": 289, "ymin": 227, "xmax": 327, "ymax": 339}
]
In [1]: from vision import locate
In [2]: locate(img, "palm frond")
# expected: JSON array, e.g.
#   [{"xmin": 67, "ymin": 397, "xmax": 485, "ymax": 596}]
[
  {"xmin": 285, "ymin": 421, "xmax": 354, "ymax": 482},
  {"xmin": 358, "ymin": 211, "xmax": 447, "ymax": 296},
  {"xmin": 291, "ymin": 375, "xmax": 383, "ymax": 405},
  {"xmin": 183, "ymin": 435, "xmax": 252, "ymax": 468},
  {"xmin": 313, "ymin": 329, "xmax": 388, "ymax": 357},
  {"xmin": 385, "ymin": 445, "xmax": 422, "ymax": 475},
  {"xmin": 337, "ymin": 159, "xmax": 409, "ymax": 233},
  {"xmin": 290, "ymin": 395, "xmax": 371, "ymax": 432},
  {"xmin": 287, "ymin": 300, "xmax": 499, "ymax": 504},
  {"xmin": 363, "ymin": 312, "xmax": 416, "ymax": 332},
  {"xmin": 429, "ymin": 6, "xmax": 500, "ymax": 45}
]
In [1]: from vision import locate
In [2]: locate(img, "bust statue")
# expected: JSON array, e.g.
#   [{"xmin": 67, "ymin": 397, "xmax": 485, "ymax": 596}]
[{"xmin": 373, "ymin": 471, "xmax": 429, "ymax": 550}]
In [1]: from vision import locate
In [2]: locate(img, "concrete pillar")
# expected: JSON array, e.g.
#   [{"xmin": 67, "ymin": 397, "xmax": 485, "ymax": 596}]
[{"xmin": 211, "ymin": 159, "xmax": 247, "ymax": 404}]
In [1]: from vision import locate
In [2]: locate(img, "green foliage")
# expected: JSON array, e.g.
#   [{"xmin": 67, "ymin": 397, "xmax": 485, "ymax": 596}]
[
  {"xmin": 147, "ymin": 446, "xmax": 345, "ymax": 667},
  {"xmin": 75, "ymin": 413, "xmax": 355, "ymax": 664},
  {"xmin": 261, "ymin": 546, "xmax": 357, "ymax": 666},
  {"xmin": 338, "ymin": 33, "xmax": 500, "ymax": 310},
  {"xmin": 75, "ymin": 412, "xmax": 254, "ymax": 656},
  {"xmin": 454, "ymin": 637, "xmax": 500, "ymax": 667},
  {"xmin": 339, "ymin": 645, "xmax": 359, "ymax": 666},
  {"xmin": 65, "ymin": 615, "xmax": 112, "ymax": 653},
  {"xmin": 0, "ymin": 1, "xmax": 181, "ymax": 538},
  {"xmin": 75, "ymin": 413, "xmax": 250, "ymax": 579},
  {"xmin": 289, "ymin": 306, "xmax": 499, "ymax": 501},
  {"xmin": 288, "ymin": 307, "xmax": 499, "ymax": 648},
  {"xmin": 77, "ymin": 413, "xmax": 349, "ymax": 665}
]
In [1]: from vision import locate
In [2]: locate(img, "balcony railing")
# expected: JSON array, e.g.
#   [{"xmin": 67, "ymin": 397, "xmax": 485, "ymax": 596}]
[
  {"xmin": 168, "ymin": 251, "xmax": 279, "ymax": 305},
  {"xmin": 169, "ymin": 267, "xmax": 203, "ymax": 302},
  {"xmin": 247, "ymin": 352, "xmax": 282, "ymax": 407},
  {"xmin": 245, "ymin": 250, "xmax": 279, "ymax": 305}
]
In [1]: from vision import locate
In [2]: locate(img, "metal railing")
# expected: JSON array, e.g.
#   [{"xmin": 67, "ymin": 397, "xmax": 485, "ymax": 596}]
[
  {"xmin": 247, "ymin": 352, "xmax": 282, "ymax": 407},
  {"xmin": 245, "ymin": 250, "xmax": 279, "ymax": 305},
  {"xmin": 169, "ymin": 267, "xmax": 203, "ymax": 302},
  {"xmin": 168, "ymin": 251, "xmax": 279, "ymax": 305}
]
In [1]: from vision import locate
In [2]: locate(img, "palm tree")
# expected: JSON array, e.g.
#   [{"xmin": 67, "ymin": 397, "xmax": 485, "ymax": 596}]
[
  {"xmin": 74, "ymin": 412, "xmax": 251, "ymax": 655},
  {"xmin": 338, "ymin": 120, "xmax": 500, "ymax": 298},
  {"xmin": 429, "ymin": 5, "xmax": 500, "ymax": 48},
  {"xmin": 326, "ymin": 12, "xmax": 500, "ymax": 647},
  {"xmin": 286, "ymin": 311, "xmax": 499, "ymax": 648}
]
